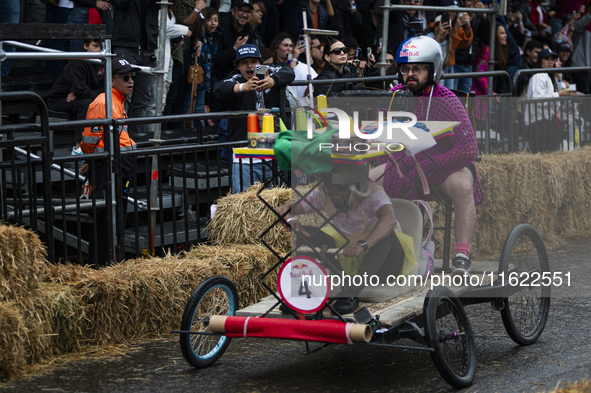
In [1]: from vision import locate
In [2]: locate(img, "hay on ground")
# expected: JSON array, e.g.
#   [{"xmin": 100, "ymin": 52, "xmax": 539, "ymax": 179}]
[{"xmin": 549, "ymin": 377, "xmax": 591, "ymax": 393}]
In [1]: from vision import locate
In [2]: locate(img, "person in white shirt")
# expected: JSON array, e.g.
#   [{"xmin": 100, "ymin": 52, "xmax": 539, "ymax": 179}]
[{"xmin": 524, "ymin": 48, "xmax": 571, "ymax": 153}]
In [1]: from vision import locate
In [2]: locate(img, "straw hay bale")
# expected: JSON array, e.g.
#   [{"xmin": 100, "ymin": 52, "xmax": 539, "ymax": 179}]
[
  {"xmin": 208, "ymin": 183, "xmax": 292, "ymax": 251},
  {"xmin": 427, "ymin": 148, "xmax": 591, "ymax": 260},
  {"xmin": 41, "ymin": 244, "xmax": 278, "ymax": 347},
  {"xmin": 0, "ymin": 222, "xmax": 280, "ymax": 379},
  {"xmin": 0, "ymin": 225, "xmax": 47, "ymax": 302},
  {"xmin": 0, "ymin": 302, "xmax": 27, "ymax": 379},
  {"xmin": 185, "ymin": 245, "xmax": 278, "ymax": 308},
  {"xmin": 473, "ymin": 149, "xmax": 591, "ymax": 257}
]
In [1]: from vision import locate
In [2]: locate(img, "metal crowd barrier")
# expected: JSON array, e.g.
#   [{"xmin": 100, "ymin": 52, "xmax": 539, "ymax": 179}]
[{"xmin": 3, "ymin": 67, "xmax": 591, "ymax": 264}]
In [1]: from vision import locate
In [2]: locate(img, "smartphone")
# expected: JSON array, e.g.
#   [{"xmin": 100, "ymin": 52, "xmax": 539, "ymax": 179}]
[
  {"xmin": 379, "ymin": 38, "xmax": 383, "ymax": 48},
  {"xmin": 367, "ymin": 47, "xmax": 374, "ymax": 62},
  {"xmin": 441, "ymin": 13, "xmax": 450, "ymax": 29},
  {"xmin": 254, "ymin": 64, "xmax": 267, "ymax": 80},
  {"xmin": 298, "ymin": 35, "xmax": 305, "ymax": 48}
]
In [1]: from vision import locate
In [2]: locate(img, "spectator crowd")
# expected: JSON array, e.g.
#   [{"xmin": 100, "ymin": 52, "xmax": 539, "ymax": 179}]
[{"xmin": 4, "ymin": 0, "xmax": 590, "ymax": 143}]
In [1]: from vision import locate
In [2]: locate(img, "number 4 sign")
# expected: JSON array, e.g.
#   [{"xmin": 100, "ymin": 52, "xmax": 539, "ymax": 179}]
[{"xmin": 277, "ymin": 256, "xmax": 330, "ymax": 314}]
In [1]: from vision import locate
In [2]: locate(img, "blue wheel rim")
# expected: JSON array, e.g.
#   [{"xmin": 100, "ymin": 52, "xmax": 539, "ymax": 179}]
[{"xmin": 190, "ymin": 283, "xmax": 236, "ymax": 360}]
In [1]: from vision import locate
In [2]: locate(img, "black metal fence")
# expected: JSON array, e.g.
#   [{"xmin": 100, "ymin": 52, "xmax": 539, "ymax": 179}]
[
  {"xmin": 0, "ymin": 96, "xmax": 287, "ymax": 265},
  {"xmin": 2, "ymin": 69, "xmax": 591, "ymax": 265}
]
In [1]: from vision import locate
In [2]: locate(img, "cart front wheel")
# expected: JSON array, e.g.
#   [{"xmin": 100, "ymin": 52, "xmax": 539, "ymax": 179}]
[
  {"xmin": 180, "ymin": 276, "xmax": 238, "ymax": 368},
  {"xmin": 424, "ymin": 286, "xmax": 476, "ymax": 388},
  {"xmin": 499, "ymin": 224, "xmax": 551, "ymax": 345}
]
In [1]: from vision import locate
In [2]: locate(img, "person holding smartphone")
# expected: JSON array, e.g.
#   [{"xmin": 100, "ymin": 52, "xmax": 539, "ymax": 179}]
[
  {"xmin": 425, "ymin": 1, "xmax": 472, "ymax": 91},
  {"xmin": 213, "ymin": 44, "xmax": 294, "ymax": 193},
  {"xmin": 214, "ymin": 0, "xmax": 258, "ymax": 82}
]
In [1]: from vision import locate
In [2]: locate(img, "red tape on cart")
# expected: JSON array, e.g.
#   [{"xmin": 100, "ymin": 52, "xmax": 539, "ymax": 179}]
[{"xmin": 151, "ymin": 171, "xmax": 158, "ymax": 180}]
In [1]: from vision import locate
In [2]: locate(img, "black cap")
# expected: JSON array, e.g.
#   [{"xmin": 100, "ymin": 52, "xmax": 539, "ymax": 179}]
[
  {"xmin": 232, "ymin": 0, "xmax": 253, "ymax": 9},
  {"xmin": 112, "ymin": 58, "xmax": 141, "ymax": 74},
  {"xmin": 342, "ymin": 36, "xmax": 359, "ymax": 48},
  {"xmin": 537, "ymin": 48, "xmax": 558, "ymax": 61},
  {"xmin": 557, "ymin": 42, "xmax": 572, "ymax": 52}
]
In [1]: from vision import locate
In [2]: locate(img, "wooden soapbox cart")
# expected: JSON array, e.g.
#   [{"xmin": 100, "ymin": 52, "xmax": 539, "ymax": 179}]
[{"xmin": 172, "ymin": 123, "xmax": 551, "ymax": 388}]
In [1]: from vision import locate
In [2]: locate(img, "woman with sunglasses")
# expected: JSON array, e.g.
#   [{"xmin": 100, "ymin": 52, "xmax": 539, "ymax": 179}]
[{"xmin": 313, "ymin": 39, "xmax": 360, "ymax": 96}]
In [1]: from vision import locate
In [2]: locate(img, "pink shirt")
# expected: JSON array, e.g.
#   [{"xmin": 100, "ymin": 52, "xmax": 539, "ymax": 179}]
[{"xmin": 299, "ymin": 181, "xmax": 392, "ymax": 242}]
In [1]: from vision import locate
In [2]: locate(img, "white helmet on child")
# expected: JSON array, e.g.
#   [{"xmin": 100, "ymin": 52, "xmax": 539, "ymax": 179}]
[{"xmin": 396, "ymin": 35, "xmax": 444, "ymax": 85}]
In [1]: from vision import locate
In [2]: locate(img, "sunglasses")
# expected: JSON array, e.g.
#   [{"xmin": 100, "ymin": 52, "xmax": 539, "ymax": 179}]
[
  {"xmin": 387, "ymin": 59, "xmax": 395, "ymax": 64},
  {"xmin": 115, "ymin": 74, "xmax": 137, "ymax": 82},
  {"xmin": 329, "ymin": 47, "xmax": 349, "ymax": 55},
  {"xmin": 400, "ymin": 65, "xmax": 427, "ymax": 75}
]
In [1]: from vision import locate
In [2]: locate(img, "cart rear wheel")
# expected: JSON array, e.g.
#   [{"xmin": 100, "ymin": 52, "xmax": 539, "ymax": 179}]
[
  {"xmin": 499, "ymin": 224, "xmax": 550, "ymax": 345},
  {"xmin": 424, "ymin": 286, "xmax": 476, "ymax": 388},
  {"xmin": 180, "ymin": 276, "xmax": 238, "ymax": 368}
]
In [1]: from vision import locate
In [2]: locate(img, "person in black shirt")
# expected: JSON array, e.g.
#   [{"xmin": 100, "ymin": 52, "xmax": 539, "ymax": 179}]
[
  {"xmin": 314, "ymin": 39, "xmax": 379, "ymax": 96},
  {"xmin": 214, "ymin": 0, "xmax": 258, "ymax": 81},
  {"xmin": 213, "ymin": 44, "xmax": 294, "ymax": 193}
]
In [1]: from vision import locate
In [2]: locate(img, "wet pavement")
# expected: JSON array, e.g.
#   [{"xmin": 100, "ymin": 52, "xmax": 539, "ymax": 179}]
[{"xmin": 1, "ymin": 237, "xmax": 591, "ymax": 393}]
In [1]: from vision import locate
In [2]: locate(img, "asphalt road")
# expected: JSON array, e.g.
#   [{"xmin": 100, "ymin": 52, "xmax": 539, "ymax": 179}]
[{"xmin": 1, "ymin": 237, "xmax": 590, "ymax": 393}]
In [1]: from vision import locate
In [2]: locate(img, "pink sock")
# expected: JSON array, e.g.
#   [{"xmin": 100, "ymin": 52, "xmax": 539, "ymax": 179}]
[{"xmin": 455, "ymin": 243, "xmax": 471, "ymax": 258}]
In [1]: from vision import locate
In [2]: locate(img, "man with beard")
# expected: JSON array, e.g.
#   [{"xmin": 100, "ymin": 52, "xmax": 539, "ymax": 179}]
[
  {"xmin": 310, "ymin": 36, "xmax": 325, "ymax": 73},
  {"xmin": 215, "ymin": 0, "xmax": 258, "ymax": 81},
  {"xmin": 369, "ymin": 35, "xmax": 482, "ymax": 277}
]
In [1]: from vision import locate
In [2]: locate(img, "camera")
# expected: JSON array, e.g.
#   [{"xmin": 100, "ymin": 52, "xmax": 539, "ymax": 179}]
[
  {"xmin": 409, "ymin": 21, "xmax": 424, "ymax": 36},
  {"xmin": 254, "ymin": 64, "xmax": 267, "ymax": 80}
]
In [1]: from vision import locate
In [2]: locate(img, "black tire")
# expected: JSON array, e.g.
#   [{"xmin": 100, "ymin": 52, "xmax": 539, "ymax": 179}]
[
  {"xmin": 499, "ymin": 224, "xmax": 551, "ymax": 345},
  {"xmin": 179, "ymin": 276, "xmax": 238, "ymax": 368},
  {"xmin": 424, "ymin": 286, "xmax": 477, "ymax": 388}
]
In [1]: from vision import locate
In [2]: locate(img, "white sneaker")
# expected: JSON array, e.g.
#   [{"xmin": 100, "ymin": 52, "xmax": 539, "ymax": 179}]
[
  {"xmin": 72, "ymin": 146, "xmax": 83, "ymax": 156},
  {"xmin": 451, "ymin": 254, "xmax": 471, "ymax": 276}
]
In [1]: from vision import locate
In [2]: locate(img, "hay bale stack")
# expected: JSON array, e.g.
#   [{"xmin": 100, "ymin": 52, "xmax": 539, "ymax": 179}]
[
  {"xmin": 208, "ymin": 184, "xmax": 292, "ymax": 251},
  {"xmin": 0, "ymin": 226, "xmax": 278, "ymax": 379},
  {"xmin": 473, "ymin": 149, "xmax": 591, "ymax": 257},
  {"xmin": 0, "ymin": 283, "xmax": 83, "ymax": 377},
  {"xmin": 42, "ymin": 244, "xmax": 277, "ymax": 347},
  {"xmin": 426, "ymin": 148, "xmax": 591, "ymax": 259},
  {"xmin": 186, "ymin": 245, "xmax": 278, "ymax": 308},
  {"xmin": 0, "ymin": 302, "xmax": 27, "ymax": 380},
  {"xmin": 0, "ymin": 225, "xmax": 47, "ymax": 302}
]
